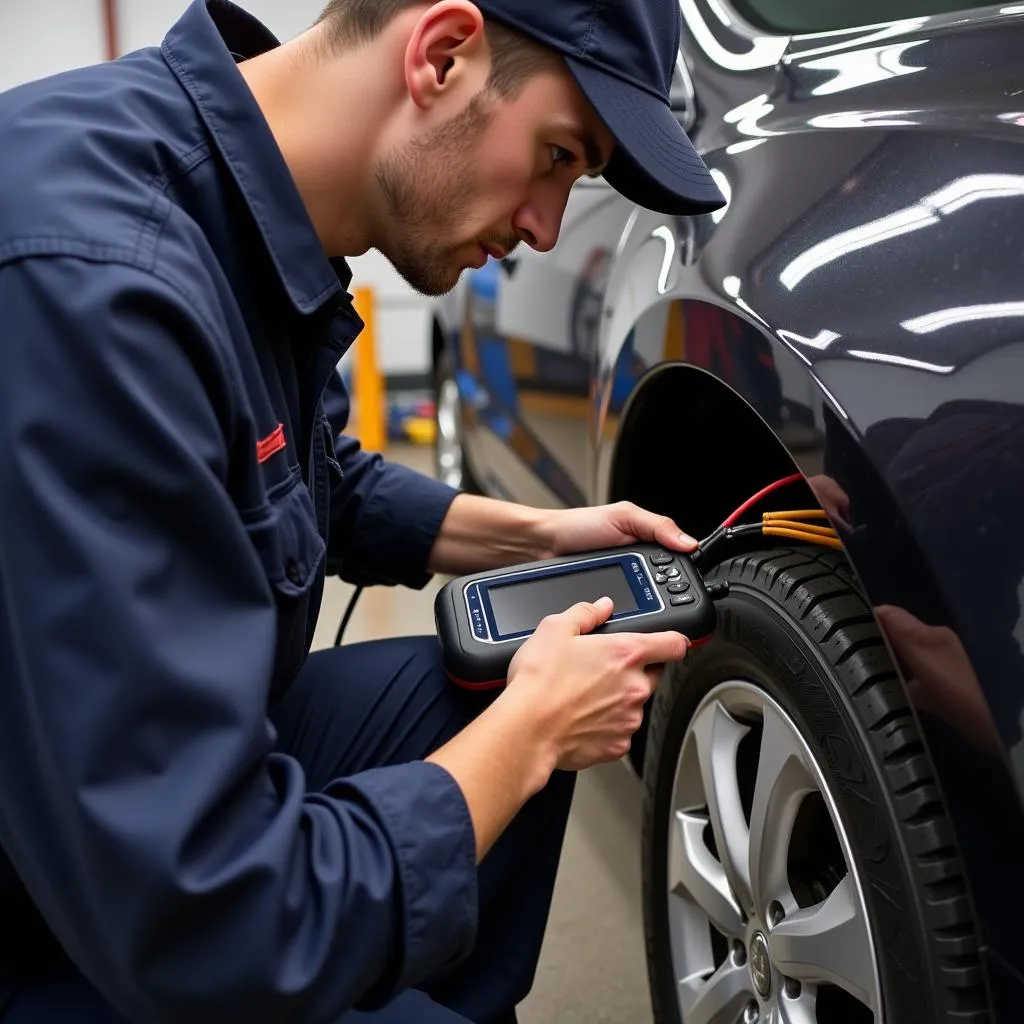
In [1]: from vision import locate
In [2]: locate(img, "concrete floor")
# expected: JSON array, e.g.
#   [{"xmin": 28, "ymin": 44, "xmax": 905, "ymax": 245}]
[{"xmin": 311, "ymin": 445, "xmax": 654, "ymax": 1024}]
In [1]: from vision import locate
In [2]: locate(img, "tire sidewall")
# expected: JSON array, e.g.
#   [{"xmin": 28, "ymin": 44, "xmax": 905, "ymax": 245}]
[{"xmin": 643, "ymin": 577, "xmax": 931, "ymax": 1024}]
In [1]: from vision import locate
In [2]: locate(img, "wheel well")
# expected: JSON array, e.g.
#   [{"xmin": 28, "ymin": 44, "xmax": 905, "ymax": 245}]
[
  {"xmin": 609, "ymin": 365, "xmax": 824, "ymax": 774},
  {"xmin": 610, "ymin": 365, "xmax": 818, "ymax": 543}
]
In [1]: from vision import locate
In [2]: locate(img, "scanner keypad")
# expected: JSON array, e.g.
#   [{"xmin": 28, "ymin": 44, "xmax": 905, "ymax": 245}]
[{"xmin": 651, "ymin": 549, "xmax": 690, "ymax": 597}]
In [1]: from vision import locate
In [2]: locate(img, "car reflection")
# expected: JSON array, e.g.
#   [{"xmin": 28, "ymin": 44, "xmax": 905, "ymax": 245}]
[
  {"xmin": 798, "ymin": 39, "xmax": 928, "ymax": 97},
  {"xmin": 780, "ymin": 174, "xmax": 1024, "ymax": 291}
]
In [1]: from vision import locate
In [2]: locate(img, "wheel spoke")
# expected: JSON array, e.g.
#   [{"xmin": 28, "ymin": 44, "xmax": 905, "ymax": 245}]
[
  {"xmin": 747, "ymin": 704, "xmax": 816, "ymax": 917},
  {"xmin": 773, "ymin": 986, "xmax": 818, "ymax": 1024},
  {"xmin": 670, "ymin": 810, "xmax": 745, "ymax": 939},
  {"xmin": 768, "ymin": 874, "xmax": 876, "ymax": 1010},
  {"xmin": 691, "ymin": 699, "xmax": 753, "ymax": 913},
  {"xmin": 678, "ymin": 959, "xmax": 752, "ymax": 1024}
]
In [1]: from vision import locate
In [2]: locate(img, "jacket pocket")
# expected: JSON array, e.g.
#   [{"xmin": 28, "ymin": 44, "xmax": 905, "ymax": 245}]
[
  {"xmin": 241, "ymin": 471, "xmax": 326, "ymax": 694},
  {"xmin": 244, "ymin": 472, "xmax": 325, "ymax": 594}
]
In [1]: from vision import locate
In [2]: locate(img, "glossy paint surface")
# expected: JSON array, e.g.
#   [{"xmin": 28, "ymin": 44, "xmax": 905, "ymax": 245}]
[{"xmin": 437, "ymin": 3, "xmax": 1024, "ymax": 1012}]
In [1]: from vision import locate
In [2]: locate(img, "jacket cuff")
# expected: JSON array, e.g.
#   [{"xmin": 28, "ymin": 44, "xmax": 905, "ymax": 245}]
[{"xmin": 347, "ymin": 465, "xmax": 458, "ymax": 589}]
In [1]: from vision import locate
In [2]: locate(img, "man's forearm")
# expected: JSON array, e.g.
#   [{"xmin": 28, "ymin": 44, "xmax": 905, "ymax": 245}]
[
  {"xmin": 426, "ymin": 689, "xmax": 557, "ymax": 862},
  {"xmin": 426, "ymin": 493, "xmax": 556, "ymax": 576}
]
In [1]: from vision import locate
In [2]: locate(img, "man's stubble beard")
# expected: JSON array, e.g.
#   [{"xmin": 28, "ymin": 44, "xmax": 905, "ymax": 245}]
[{"xmin": 374, "ymin": 95, "xmax": 494, "ymax": 297}]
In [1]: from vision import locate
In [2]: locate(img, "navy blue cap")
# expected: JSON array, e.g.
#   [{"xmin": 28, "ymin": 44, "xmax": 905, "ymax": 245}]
[{"xmin": 475, "ymin": 0, "xmax": 726, "ymax": 216}]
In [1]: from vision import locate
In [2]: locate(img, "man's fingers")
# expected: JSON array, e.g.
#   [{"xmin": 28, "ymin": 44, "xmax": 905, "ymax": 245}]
[
  {"xmin": 555, "ymin": 596, "xmax": 614, "ymax": 636},
  {"xmin": 634, "ymin": 630, "xmax": 689, "ymax": 665},
  {"xmin": 650, "ymin": 514, "xmax": 698, "ymax": 552},
  {"xmin": 617, "ymin": 502, "xmax": 697, "ymax": 551}
]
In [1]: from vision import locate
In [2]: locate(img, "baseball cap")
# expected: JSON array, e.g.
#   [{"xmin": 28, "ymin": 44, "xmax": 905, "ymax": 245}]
[{"xmin": 474, "ymin": 0, "xmax": 726, "ymax": 216}]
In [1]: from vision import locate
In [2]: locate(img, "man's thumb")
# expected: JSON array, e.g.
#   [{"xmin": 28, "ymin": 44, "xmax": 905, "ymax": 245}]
[{"xmin": 566, "ymin": 596, "xmax": 614, "ymax": 635}]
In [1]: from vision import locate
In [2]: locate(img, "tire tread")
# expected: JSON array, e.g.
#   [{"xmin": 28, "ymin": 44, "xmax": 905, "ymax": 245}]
[{"xmin": 712, "ymin": 548, "xmax": 988, "ymax": 1021}]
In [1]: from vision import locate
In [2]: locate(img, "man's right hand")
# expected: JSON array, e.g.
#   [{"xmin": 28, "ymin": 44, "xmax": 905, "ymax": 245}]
[
  {"xmin": 504, "ymin": 597, "xmax": 688, "ymax": 771},
  {"xmin": 426, "ymin": 597, "xmax": 688, "ymax": 862}
]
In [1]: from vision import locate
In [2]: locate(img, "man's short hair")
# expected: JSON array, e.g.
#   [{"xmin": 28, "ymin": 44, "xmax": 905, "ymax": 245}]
[{"xmin": 316, "ymin": 0, "xmax": 563, "ymax": 98}]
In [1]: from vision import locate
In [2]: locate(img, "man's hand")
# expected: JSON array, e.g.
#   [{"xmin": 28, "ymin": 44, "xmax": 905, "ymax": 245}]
[
  {"xmin": 426, "ymin": 596, "xmax": 688, "ymax": 861},
  {"xmin": 427, "ymin": 494, "xmax": 697, "ymax": 577},
  {"xmin": 541, "ymin": 501, "xmax": 698, "ymax": 560},
  {"xmin": 502, "ymin": 596, "xmax": 688, "ymax": 771}
]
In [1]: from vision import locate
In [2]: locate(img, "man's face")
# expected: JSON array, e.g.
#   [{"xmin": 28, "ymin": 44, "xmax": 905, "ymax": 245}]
[{"xmin": 373, "ymin": 67, "xmax": 615, "ymax": 296}]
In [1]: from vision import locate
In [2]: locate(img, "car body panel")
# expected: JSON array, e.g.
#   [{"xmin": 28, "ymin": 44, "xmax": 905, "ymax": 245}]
[{"xmin": 435, "ymin": 1, "xmax": 1024, "ymax": 1008}]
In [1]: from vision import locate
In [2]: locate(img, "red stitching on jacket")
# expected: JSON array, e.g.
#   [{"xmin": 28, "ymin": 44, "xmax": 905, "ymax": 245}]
[{"xmin": 256, "ymin": 423, "xmax": 286, "ymax": 464}]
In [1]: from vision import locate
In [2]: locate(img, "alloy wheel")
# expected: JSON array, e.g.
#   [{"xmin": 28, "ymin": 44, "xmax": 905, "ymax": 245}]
[{"xmin": 667, "ymin": 681, "xmax": 882, "ymax": 1023}]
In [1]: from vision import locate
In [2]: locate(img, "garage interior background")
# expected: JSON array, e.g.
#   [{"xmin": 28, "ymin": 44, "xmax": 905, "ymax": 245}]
[{"xmin": 0, "ymin": 0, "xmax": 439, "ymax": 435}]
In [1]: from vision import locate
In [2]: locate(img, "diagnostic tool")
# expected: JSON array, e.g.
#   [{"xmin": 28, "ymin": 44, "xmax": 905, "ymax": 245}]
[{"xmin": 434, "ymin": 542, "xmax": 719, "ymax": 689}]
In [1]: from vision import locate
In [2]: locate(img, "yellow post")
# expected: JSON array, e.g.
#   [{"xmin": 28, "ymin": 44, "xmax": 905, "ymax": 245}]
[{"xmin": 351, "ymin": 285, "xmax": 387, "ymax": 452}]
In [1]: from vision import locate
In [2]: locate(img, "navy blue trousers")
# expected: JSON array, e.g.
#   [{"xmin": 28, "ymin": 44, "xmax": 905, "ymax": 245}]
[{"xmin": 1, "ymin": 637, "xmax": 576, "ymax": 1023}]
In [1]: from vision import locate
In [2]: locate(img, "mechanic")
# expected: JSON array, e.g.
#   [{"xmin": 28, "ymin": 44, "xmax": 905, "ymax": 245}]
[{"xmin": 0, "ymin": 1, "xmax": 725, "ymax": 1022}]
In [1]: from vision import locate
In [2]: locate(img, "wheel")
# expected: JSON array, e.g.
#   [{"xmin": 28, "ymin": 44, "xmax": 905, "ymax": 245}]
[
  {"xmin": 642, "ymin": 548, "xmax": 989, "ymax": 1024},
  {"xmin": 433, "ymin": 348, "xmax": 482, "ymax": 494}
]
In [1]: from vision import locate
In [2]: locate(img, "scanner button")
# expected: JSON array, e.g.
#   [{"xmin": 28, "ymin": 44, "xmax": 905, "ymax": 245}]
[
  {"xmin": 670, "ymin": 594, "xmax": 696, "ymax": 606},
  {"xmin": 667, "ymin": 581, "xmax": 690, "ymax": 594},
  {"xmin": 654, "ymin": 572, "xmax": 669, "ymax": 585},
  {"xmin": 650, "ymin": 551, "xmax": 675, "ymax": 566},
  {"xmin": 662, "ymin": 566, "xmax": 681, "ymax": 579}
]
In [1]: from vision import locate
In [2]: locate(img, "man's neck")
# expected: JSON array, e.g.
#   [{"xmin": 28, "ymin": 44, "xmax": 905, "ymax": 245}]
[{"xmin": 237, "ymin": 28, "xmax": 391, "ymax": 259}]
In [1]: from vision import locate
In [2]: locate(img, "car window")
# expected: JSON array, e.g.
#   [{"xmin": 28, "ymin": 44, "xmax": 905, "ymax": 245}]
[{"xmin": 733, "ymin": 0, "xmax": 996, "ymax": 34}]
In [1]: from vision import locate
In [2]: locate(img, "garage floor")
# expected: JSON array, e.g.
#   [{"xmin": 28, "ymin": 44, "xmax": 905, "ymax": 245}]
[{"xmin": 311, "ymin": 444, "xmax": 654, "ymax": 1024}]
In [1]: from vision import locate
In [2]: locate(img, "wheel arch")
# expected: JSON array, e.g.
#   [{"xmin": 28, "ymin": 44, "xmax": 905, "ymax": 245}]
[
  {"xmin": 603, "ymin": 357, "xmax": 924, "ymax": 776},
  {"xmin": 607, "ymin": 363, "xmax": 811, "ymax": 545}
]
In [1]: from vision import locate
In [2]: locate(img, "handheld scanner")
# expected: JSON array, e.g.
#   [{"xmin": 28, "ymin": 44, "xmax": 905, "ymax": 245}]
[{"xmin": 434, "ymin": 542, "xmax": 719, "ymax": 689}]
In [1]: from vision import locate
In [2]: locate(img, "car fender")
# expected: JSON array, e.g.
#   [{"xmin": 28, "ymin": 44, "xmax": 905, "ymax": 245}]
[{"xmin": 595, "ymin": 184, "xmax": 1024, "ymax": 970}]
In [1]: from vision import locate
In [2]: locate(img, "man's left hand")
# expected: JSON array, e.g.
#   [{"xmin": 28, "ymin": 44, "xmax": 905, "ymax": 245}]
[{"xmin": 543, "ymin": 501, "xmax": 698, "ymax": 559}]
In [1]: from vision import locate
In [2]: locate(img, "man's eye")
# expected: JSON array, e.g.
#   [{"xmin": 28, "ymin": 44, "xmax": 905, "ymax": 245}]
[{"xmin": 549, "ymin": 145, "xmax": 575, "ymax": 168}]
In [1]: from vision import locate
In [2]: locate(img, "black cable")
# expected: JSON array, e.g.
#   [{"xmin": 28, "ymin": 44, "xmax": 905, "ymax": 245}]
[
  {"xmin": 334, "ymin": 585, "xmax": 364, "ymax": 646},
  {"xmin": 693, "ymin": 523, "xmax": 761, "ymax": 566}
]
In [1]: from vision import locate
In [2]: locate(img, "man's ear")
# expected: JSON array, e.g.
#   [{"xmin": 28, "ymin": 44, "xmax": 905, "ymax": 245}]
[{"xmin": 404, "ymin": 0, "xmax": 489, "ymax": 109}]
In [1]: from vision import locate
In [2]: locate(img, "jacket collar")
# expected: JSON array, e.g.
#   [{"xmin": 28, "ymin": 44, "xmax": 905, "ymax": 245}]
[{"xmin": 161, "ymin": 0, "xmax": 353, "ymax": 314}]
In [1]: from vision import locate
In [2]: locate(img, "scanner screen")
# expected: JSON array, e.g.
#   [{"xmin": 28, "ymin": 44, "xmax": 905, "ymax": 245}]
[{"xmin": 487, "ymin": 564, "xmax": 639, "ymax": 637}]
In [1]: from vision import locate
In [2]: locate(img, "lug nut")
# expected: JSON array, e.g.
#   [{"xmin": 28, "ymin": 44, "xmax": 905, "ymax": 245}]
[
  {"xmin": 743, "ymin": 1002, "xmax": 759, "ymax": 1023},
  {"xmin": 785, "ymin": 978, "xmax": 802, "ymax": 998},
  {"xmin": 768, "ymin": 901, "xmax": 785, "ymax": 928},
  {"xmin": 732, "ymin": 940, "xmax": 747, "ymax": 966}
]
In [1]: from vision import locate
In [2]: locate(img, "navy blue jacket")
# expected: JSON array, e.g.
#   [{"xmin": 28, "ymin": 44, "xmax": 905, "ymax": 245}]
[{"xmin": 0, "ymin": 1, "xmax": 475, "ymax": 1020}]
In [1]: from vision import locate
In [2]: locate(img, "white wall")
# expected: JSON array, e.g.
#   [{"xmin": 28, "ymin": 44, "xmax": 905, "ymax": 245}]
[
  {"xmin": 0, "ymin": 3, "xmax": 105, "ymax": 94},
  {"xmin": 0, "ymin": 0, "xmax": 434, "ymax": 381}
]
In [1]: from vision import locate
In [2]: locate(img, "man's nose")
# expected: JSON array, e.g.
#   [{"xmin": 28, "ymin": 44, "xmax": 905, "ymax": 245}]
[{"xmin": 512, "ymin": 187, "xmax": 570, "ymax": 253}]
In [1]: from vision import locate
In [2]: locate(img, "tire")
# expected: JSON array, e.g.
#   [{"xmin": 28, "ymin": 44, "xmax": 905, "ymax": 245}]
[
  {"xmin": 642, "ymin": 547, "xmax": 989, "ymax": 1024},
  {"xmin": 433, "ymin": 348, "xmax": 482, "ymax": 494}
]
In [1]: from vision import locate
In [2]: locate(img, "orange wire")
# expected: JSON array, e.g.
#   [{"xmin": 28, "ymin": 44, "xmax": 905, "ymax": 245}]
[
  {"xmin": 763, "ymin": 509, "xmax": 829, "ymax": 522},
  {"xmin": 765, "ymin": 520, "xmax": 838, "ymax": 538},
  {"xmin": 764, "ymin": 527, "xmax": 843, "ymax": 550}
]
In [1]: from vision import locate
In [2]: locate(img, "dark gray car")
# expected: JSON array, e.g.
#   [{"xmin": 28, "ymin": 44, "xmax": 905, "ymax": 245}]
[{"xmin": 432, "ymin": 2, "xmax": 1024, "ymax": 1021}]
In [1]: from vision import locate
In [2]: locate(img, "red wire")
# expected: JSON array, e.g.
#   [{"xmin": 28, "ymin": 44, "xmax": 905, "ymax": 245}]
[{"xmin": 722, "ymin": 472, "xmax": 803, "ymax": 528}]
